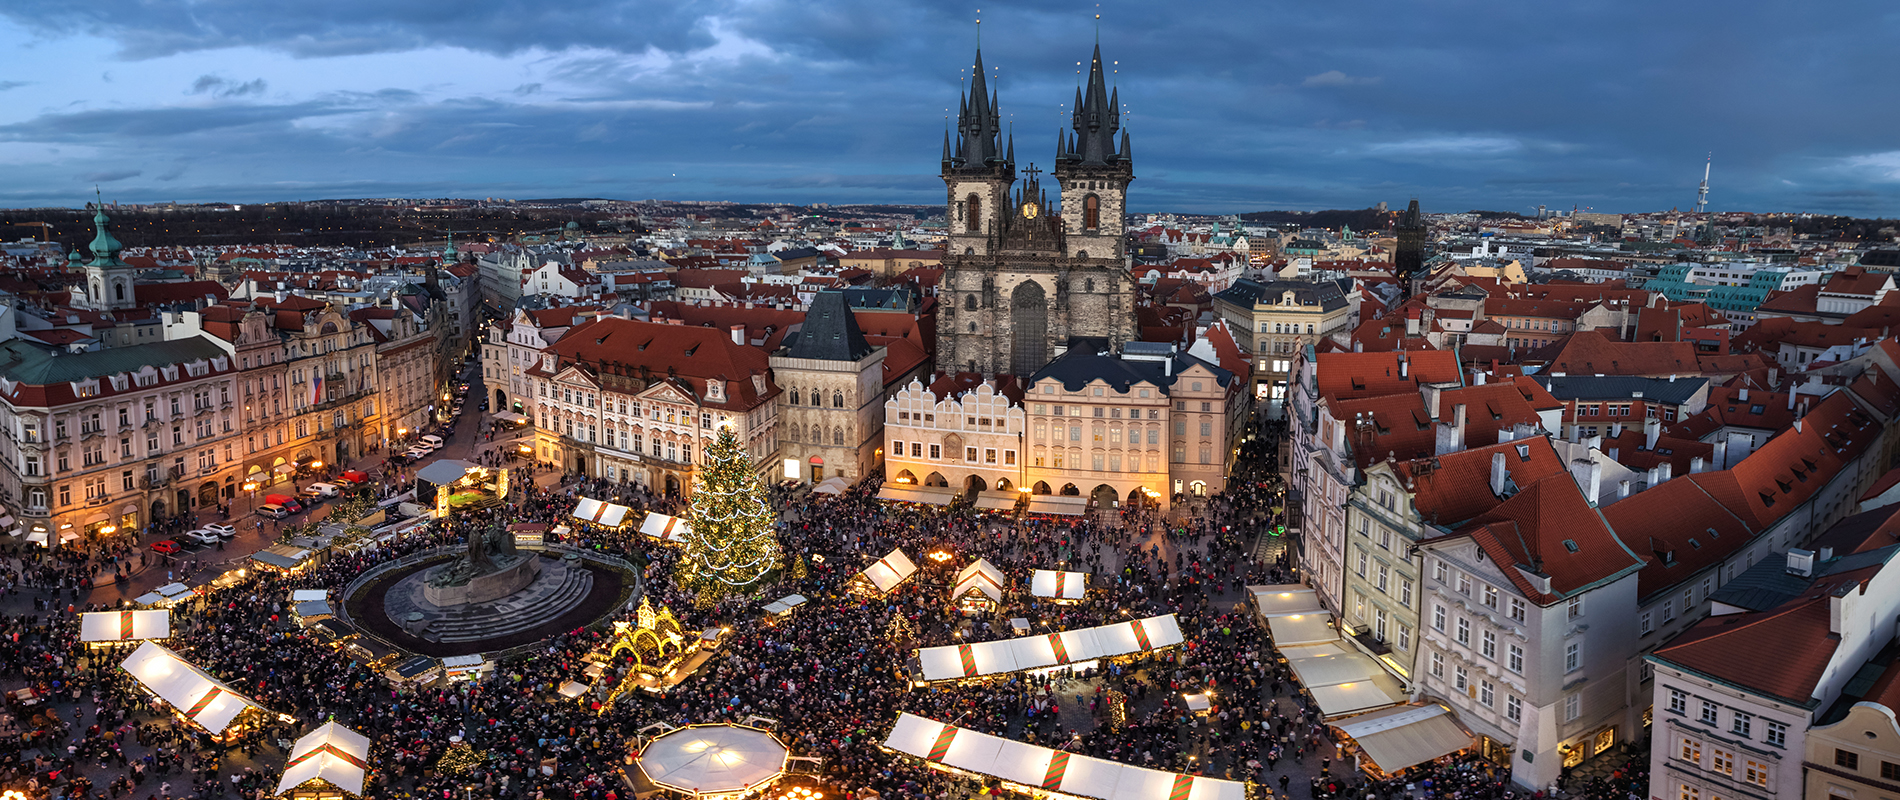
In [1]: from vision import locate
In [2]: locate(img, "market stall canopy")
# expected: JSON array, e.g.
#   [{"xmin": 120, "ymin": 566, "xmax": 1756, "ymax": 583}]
[
  {"xmin": 572, "ymin": 497, "xmax": 631, "ymax": 527},
  {"xmin": 250, "ymin": 545, "xmax": 312, "ymax": 571},
  {"xmin": 1031, "ymin": 569, "xmax": 1088, "ymax": 600},
  {"xmin": 1281, "ymin": 642, "xmax": 1407, "ymax": 719},
  {"xmin": 294, "ymin": 600, "xmax": 333, "ymax": 619},
  {"xmin": 856, "ymin": 549, "xmax": 918, "ymax": 594},
  {"xmin": 915, "ymin": 614, "xmax": 1183, "ymax": 682},
  {"xmin": 415, "ymin": 459, "xmax": 479, "ymax": 486},
  {"xmin": 79, "ymin": 609, "xmax": 170, "ymax": 643},
  {"xmin": 883, "ymin": 713, "xmax": 1244, "ymax": 800},
  {"xmin": 812, "ymin": 476, "xmax": 849, "ymax": 495},
  {"xmin": 558, "ymin": 681, "xmax": 588, "ymax": 698},
  {"xmin": 1265, "ymin": 612, "xmax": 1336, "ymax": 647},
  {"xmin": 291, "ymin": 589, "xmax": 329, "ymax": 602},
  {"xmin": 951, "ymin": 558, "xmax": 1007, "ymax": 603},
  {"xmin": 762, "ymin": 594, "xmax": 808, "ymax": 616},
  {"xmin": 275, "ymin": 721, "xmax": 372, "ymax": 798},
  {"xmin": 639, "ymin": 512, "xmax": 691, "ymax": 543},
  {"xmin": 1025, "ymin": 494, "xmax": 1089, "ymax": 516},
  {"xmin": 134, "ymin": 582, "xmax": 195, "ymax": 607},
  {"xmin": 273, "ymin": 464, "xmax": 296, "ymax": 474},
  {"xmin": 492, "ymin": 411, "xmax": 528, "ymax": 423},
  {"xmin": 637, "ymin": 724, "xmax": 790, "ymax": 796},
  {"xmin": 1250, "ymin": 585, "xmax": 1324, "ymax": 618},
  {"xmin": 972, "ymin": 490, "xmax": 1019, "ymax": 511},
  {"xmin": 120, "ymin": 642, "xmax": 262, "ymax": 735},
  {"xmin": 1333, "ymin": 704, "xmax": 1472, "ymax": 775},
  {"xmin": 876, "ymin": 484, "xmax": 958, "ymax": 505}
]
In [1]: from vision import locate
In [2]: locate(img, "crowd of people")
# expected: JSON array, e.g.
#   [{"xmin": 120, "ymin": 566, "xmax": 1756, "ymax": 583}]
[{"xmin": 0, "ymin": 408, "xmax": 1651, "ymax": 800}]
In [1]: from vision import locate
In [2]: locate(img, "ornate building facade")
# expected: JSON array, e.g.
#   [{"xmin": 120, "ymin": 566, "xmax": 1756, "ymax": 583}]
[{"xmin": 935, "ymin": 45, "xmax": 1137, "ymax": 378}]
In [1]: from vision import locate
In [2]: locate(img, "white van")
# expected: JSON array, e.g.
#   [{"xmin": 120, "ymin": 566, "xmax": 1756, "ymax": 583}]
[{"xmin": 420, "ymin": 434, "xmax": 444, "ymax": 449}]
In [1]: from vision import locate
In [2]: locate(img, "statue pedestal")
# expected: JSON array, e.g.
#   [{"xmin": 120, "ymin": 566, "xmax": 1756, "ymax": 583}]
[{"xmin": 423, "ymin": 555, "xmax": 542, "ymax": 606}]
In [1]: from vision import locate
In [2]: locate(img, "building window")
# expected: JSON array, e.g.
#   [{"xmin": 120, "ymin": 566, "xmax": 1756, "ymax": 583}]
[
  {"xmin": 1506, "ymin": 694, "xmax": 1522, "ymax": 722},
  {"xmin": 1483, "ymin": 585, "xmax": 1498, "ymax": 609},
  {"xmin": 1700, "ymin": 701, "xmax": 1719, "ymax": 725},
  {"xmin": 1731, "ymin": 713, "xmax": 1751, "ymax": 738},
  {"xmin": 1433, "ymin": 604, "xmax": 1446, "ymax": 632},
  {"xmin": 1564, "ymin": 693, "xmax": 1581, "ymax": 722},
  {"xmin": 1766, "ymin": 721, "xmax": 1786, "ymax": 748},
  {"xmin": 1397, "ymin": 624, "xmax": 1410, "ymax": 651},
  {"xmin": 1434, "ymin": 560, "xmax": 1448, "ymax": 583},
  {"xmin": 1376, "ymin": 563, "xmax": 1389, "ymax": 592},
  {"xmin": 1399, "ymin": 580, "xmax": 1413, "ymax": 607},
  {"xmin": 1567, "ymin": 596, "xmax": 1583, "ymax": 619},
  {"xmin": 1509, "ymin": 598, "xmax": 1526, "ymax": 622},
  {"xmin": 1507, "ymin": 644, "xmax": 1523, "ymax": 673},
  {"xmin": 1456, "ymin": 617, "xmax": 1470, "ymax": 645},
  {"xmin": 1669, "ymin": 689, "xmax": 1687, "ymax": 715},
  {"xmin": 1744, "ymin": 760, "xmax": 1768, "ymax": 787},
  {"xmin": 1711, "ymin": 749, "xmax": 1733, "ymax": 776},
  {"xmin": 1565, "ymin": 641, "xmax": 1581, "ymax": 672},
  {"xmin": 1457, "ymin": 573, "xmax": 1471, "ymax": 595},
  {"xmin": 1680, "ymin": 737, "xmax": 1702, "ymax": 763},
  {"xmin": 1479, "ymin": 681, "xmax": 1494, "ymax": 707},
  {"xmin": 1481, "ymin": 630, "xmax": 1496, "ymax": 659},
  {"xmin": 1678, "ymin": 786, "xmax": 1699, "ymax": 800},
  {"xmin": 1356, "ymin": 548, "xmax": 1368, "ymax": 577},
  {"xmin": 1454, "ymin": 665, "xmax": 1468, "ymax": 692},
  {"xmin": 1881, "ymin": 761, "xmax": 1900, "ymax": 781},
  {"xmin": 1836, "ymin": 750, "xmax": 1859, "ymax": 770},
  {"xmin": 1640, "ymin": 611, "xmax": 1653, "ymax": 635},
  {"xmin": 1430, "ymin": 651, "xmax": 1444, "ymax": 678}
]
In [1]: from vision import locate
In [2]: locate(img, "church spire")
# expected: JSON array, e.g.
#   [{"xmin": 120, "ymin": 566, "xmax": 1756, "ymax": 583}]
[
  {"xmin": 1071, "ymin": 43, "xmax": 1121, "ymax": 165},
  {"xmin": 87, "ymin": 202, "xmax": 124, "ymax": 265},
  {"xmin": 952, "ymin": 47, "xmax": 1006, "ymax": 168}
]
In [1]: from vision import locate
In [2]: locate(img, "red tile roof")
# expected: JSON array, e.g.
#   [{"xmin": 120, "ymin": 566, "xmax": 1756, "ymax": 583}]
[
  {"xmin": 1602, "ymin": 476, "xmax": 1759, "ymax": 601},
  {"xmin": 1398, "ymin": 437, "xmax": 1570, "ymax": 528},
  {"xmin": 1542, "ymin": 330, "xmax": 1698, "ymax": 376},
  {"xmin": 531, "ymin": 316, "xmax": 777, "ymax": 412},
  {"xmin": 1315, "ymin": 350, "xmax": 1462, "ymax": 402},
  {"xmin": 1651, "ymin": 588, "xmax": 1845, "ymax": 705},
  {"xmin": 1458, "ymin": 471, "xmax": 1645, "ymax": 602}
]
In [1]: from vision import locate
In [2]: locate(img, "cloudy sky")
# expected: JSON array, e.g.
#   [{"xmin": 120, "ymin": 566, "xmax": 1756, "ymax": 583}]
[{"xmin": 0, "ymin": 1, "xmax": 1896, "ymax": 215}]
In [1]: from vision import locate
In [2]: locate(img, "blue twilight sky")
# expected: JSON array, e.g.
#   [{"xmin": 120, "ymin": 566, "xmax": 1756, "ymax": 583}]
[{"xmin": 0, "ymin": 1, "xmax": 1897, "ymax": 215}]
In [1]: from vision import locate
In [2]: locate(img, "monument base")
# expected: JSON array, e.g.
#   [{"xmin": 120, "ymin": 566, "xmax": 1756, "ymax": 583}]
[
  {"xmin": 381, "ymin": 554, "xmax": 598, "ymax": 644},
  {"xmin": 422, "ymin": 554, "xmax": 543, "ymax": 606}
]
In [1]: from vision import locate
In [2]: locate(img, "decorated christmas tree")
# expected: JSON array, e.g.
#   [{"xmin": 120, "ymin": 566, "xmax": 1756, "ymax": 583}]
[{"xmin": 681, "ymin": 424, "xmax": 781, "ymax": 606}]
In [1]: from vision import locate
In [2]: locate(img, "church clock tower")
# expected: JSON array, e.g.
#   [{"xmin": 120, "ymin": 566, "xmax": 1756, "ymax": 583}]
[
  {"xmin": 1054, "ymin": 43, "xmax": 1133, "ymax": 263},
  {"xmin": 942, "ymin": 48, "xmax": 1015, "ymax": 260},
  {"xmin": 81, "ymin": 204, "xmax": 138, "ymax": 311}
]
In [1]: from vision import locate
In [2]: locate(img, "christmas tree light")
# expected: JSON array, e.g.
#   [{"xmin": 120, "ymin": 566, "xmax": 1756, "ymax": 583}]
[{"xmin": 680, "ymin": 423, "xmax": 782, "ymax": 605}]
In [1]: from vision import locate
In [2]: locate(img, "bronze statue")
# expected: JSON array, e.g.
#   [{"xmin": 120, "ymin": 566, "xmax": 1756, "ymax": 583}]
[{"xmin": 428, "ymin": 518, "xmax": 518, "ymax": 588}]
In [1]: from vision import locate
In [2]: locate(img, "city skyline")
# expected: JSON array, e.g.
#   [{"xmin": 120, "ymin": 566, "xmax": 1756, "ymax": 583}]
[{"xmin": 0, "ymin": 1, "xmax": 1897, "ymax": 215}]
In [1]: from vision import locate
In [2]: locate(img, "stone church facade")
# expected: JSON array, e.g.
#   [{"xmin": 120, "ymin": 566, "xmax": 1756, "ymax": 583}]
[{"xmin": 935, "ymin": 44, "xmax": 1138, "ymax": 379}]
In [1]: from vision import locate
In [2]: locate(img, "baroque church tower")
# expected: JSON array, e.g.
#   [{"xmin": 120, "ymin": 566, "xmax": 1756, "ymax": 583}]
[{"xmin": 936, "ymin": 44, "xmax": 1136, "ymax": 378}]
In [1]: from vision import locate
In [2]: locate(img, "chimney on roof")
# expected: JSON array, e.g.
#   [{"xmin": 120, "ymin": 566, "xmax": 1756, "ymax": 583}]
[
  {"xmin": 1644, "ymin": 418, "xmax": 1661, "ymax": 450},
  {"xmin": 1820, "ymin": 546, "xmax": 1835, "ymax": 562},
  {"xmin": 729, "ymin": 324, "xmax": 745, "ymax": 345},
  {"xmin": 1406, "ymin": 309, "xmax": 1420, "ymax": 336},
  {"xmin": 1785, "ymin": 548, "xmax": 1815, "ymax": 578},
  {"xmin": 1618, "ymin": 479, "xmax": 1631, "ymax": 499},
  {"xmin": 1436, "ymin": 404, "xmax": 1467, "ymax": 456},
  {"xmin": 1400, "ymin": 359, "xmax": 1409, "ymax": 379},
  {"xmin": 1611, "ymin": 422, "xmax": 1623, "ymax": 439},
  {"xmin": 1354, "ymin": 341, "xmax": 1363, "ymax": 353},
  {"xmin": 1423, "ymin": 385, "xmax": 1442, "ymax": 420},
  {"xmin": 1490, "ymin": 452, "xmax": 1508, "ymax": 498},
  {"xmin": 1658, "ymin": 462, "xmax": 1672, "ymax": 483},
  {"xmin": 1690, "ymin": 455, "xmax": 1705, "ymax": 474},
  {"xmin": 1794, "ymin": 418, "xmax": 1804, "ymax": 433}
]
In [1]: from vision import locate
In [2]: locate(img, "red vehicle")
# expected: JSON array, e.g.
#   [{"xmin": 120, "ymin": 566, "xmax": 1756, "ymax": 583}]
[
  {"xmin": 148, "ymin": 540, "xmax": 181, "ymax": 555},
  {"xmin": 340, "ymin": 470, "xmax": 370, "ymax": 485},
  {"xmin": 264, "ymin": 494, "xmax": 304, "ymax": 513}
]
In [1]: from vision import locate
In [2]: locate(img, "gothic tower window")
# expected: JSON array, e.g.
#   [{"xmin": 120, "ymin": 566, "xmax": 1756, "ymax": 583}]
[
  {"xmin": 1085, "ymin": 278, "xmax": 1095, "ymax": 292},
  {"xmin": 832, "ymin": 391, "xmax": 844, "ymax": 408},
  {"xmin": 1084, "ymin": 194, "xmax": 1101, "ymax": 230},
  {"xmin": 1011, "ymin": 281, "xmax": 1049, "ymax": 376},
  {"xmin": 966, "ymin": 194, "xmax": 982, "ymax": 233},
  {"xmin": 809, "ymin": 389, "xmax": 821, "ymax": 406},
  {"xmin": 965, "ymin": 294, "xmax": 978, "ymax": 312}
]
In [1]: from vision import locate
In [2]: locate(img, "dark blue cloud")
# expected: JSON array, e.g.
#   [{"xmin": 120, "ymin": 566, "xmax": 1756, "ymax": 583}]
[{"xmin": 1, "ymin": 0, "xmax": 1899, "ymax": 214}]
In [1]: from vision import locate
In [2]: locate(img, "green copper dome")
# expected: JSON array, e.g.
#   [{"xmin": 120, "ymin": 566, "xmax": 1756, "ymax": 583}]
[{"xmin": 88, "ymin": 207, "xmax": 124, "ymax": 264}]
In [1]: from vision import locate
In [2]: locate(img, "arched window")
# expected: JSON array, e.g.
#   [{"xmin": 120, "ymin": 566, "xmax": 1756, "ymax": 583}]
[
  {"xmin": 115, "ymin": 282, "xmax": 126, "ymax": 301},
  {"xmin": 1085, "ymin": 278, "xmax": 1095, "ymax": 293},
  {"xmin": 808, "ymin": 389, "xmax": 821, "ymax": 406},
  {"xmin": 832, "ymin": 391, "xmax": 844, "ymax": 408},
  {"xmin": 964, "ymin": 294, "xmax": 977, "ymax": 312},
  {"xmin": 968, "ymin": 322, "xmax": 977, "ymax": 332},
  {"xmin": 833, "ymin": 428, "xmax": 845, "ymax": 445},
  {"xmin": 787, "ymin": 389, "xmax": 799, "ymax": 405},
  {"xmin": 966, "ymin": 194, "xmax": 982, "ymax": 233},
  {"xmin": 1084, "ymin": 194, "xmax": 1100, "ymax": 229}
]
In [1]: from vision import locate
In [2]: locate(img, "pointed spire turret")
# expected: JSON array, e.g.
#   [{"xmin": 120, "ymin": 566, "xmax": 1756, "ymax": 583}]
[
  {"xmin": 1006, "ymin": 131, "xmax": 1014, "ymax": 165},
  {"xmin": 1071, "ymin": 43, "xmax": 1121, "ymax": 165},
  {"xmin": 949, "ymin": 47, "xmax": 1009, "ymax": 170},
  {"xmin": 942, "ymin": 128, "xmax": 953, "ymax": 165}
]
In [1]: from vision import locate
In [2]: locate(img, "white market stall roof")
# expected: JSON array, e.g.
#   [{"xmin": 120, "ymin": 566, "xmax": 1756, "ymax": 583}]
[
  {"xmin": 640, "ymin": 512, "xmax": 692, "ymax": 543},
  {"xmin": 812, "ymin": 476, "xmax": 849, "ymax": 495},
  {"xmin": 276, "ymin": 721, "xmax": 372, "ymax": 797},
  {"xmin": 951, "ymin": 558, "xmax": 1008, "ymax": 603},
  {"xmin": 1281, "ymin": 642, "xmax": 1407, "ymax": 719},
  {"xmin": 1333, "ymin": 704, "xmax": 1472, "ymax": 774},
  {"xmin": 916, "ymin": 615, "xmax": 1184, "ymax": 682},
  {"xmin": 637, "ymin": 723, "xmax": 789, "ymax": 796},
  {"xmin": 762, "ymin": 594, "xmax": 808, "ymax": 616},
  {"xmin": 293, "ymin": 600, "xmax": 333, "ymax": 619},
  {"xmin": 291, "ymin": 589, "xmax": 329, "ymax": 602},
  {"xmin": 492, "ymin": 410, "xmax": 528, "ymax": 423},
  {"xmin": 876, "ymin": 484, "xmax": 959, "ymax": 505},
  {"xmin": 558, "ymin": 681, "xmax": 589, "ymax": 698},
  {"xmin": 972, "ymin": 490, "xmax": 1019, "ymax": 512},
  {"xmin": 1025, "ymin": 495, "xmax": 1089, "ymax": 516},
  {"xmin": 856, "ymin": 549, "xmax": 918, "ymax": 594},
  {"xmin": 1030, "ymin": 569, "xmax": 1088, "ymax": 600},
  {"xmin": 1265, "ymin": 612, "xmax": 1336, "ymax": 647},
  {"xmin": 1250, "ymin": 585, "xmax": 1325, "ymax": 617},
  {"xmin": 134, "ymin": 582, "xmax": 195, "ymax": 607},
  {"xmin": 572, "ymin": 497, "xmax": 632, "ymax": 528},
  {"xmin": 120, "ymin": 642, "xmax": 263, "ymax": 735},
  {"xmin": 883, "ymin": 713, "xmax": 1244, "ymax": 800},
  {"xmin": 415, "ymin": 459, "xmax": 480, "ymax": 485},
  {"xmin": 79, "ymin": 609, "xmax": 170, "ymax": 643}
]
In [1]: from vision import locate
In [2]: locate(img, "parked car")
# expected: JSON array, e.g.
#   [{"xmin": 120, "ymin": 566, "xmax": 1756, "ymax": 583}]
[
  {"xmin": 306, "ymin": 482, "xmax": 340, "ymax": 498},
  {"xmin": 149, "ymin": 540, "xmax": 182, "ymax": 554},
  {"xmin": 182, "ymin": 530, "xmax": 221, "ymax": 547},
  {"xmin": 420, "ymin": 434, "xmax": 444, "ymax": 449},
  {"xmin": 202, "ymin": 522, "xmax": 236, "ymax": 538},
  {"xmin": 259, "ymin": 504, "xmax": 290, "ymax": 520},
  {"xmin": 403, "ymin": 448, "xmax": 431, "ymax": 460}
]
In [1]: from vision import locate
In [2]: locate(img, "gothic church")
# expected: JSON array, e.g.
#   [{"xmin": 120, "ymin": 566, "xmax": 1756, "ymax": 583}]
[{"xmin": 935, "ymin": 44, "xmax": 1136, "ymax": 378}]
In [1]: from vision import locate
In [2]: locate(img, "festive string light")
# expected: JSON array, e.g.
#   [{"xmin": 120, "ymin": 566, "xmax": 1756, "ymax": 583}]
[{"xmin": 680, "ymin": 425, "xmax": 782, "ymax": 605}]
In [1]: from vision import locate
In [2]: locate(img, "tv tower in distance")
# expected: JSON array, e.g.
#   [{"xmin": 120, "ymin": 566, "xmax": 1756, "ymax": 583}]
[{"xmin": 1693, "ymin": 154, "xmax": 1710, "ymax": 213}]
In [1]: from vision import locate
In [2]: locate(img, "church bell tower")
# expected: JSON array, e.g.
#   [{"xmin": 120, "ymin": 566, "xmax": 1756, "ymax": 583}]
[{"xmin": 942, "ymin": 48, "xmax": 1016, "ymax": 259}]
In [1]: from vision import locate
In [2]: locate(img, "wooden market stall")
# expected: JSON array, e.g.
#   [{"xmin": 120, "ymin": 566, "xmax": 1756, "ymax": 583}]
[
  {"xmin": 275, "ymin": 721, "xmax": 373, "ymax": 799},
  {"xmin": 119, "ymin": 642, "xmax": 277, "ymax": 741}
]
